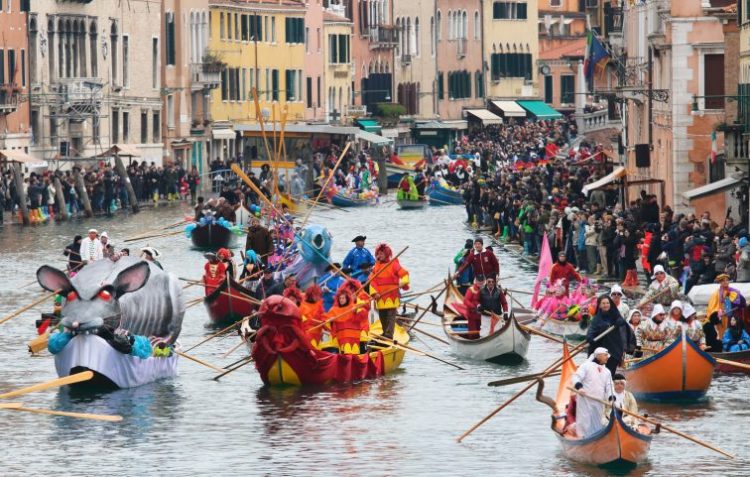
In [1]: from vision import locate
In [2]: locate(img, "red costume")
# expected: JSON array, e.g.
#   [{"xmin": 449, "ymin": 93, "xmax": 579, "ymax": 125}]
[
  {"xmin": 327, "ymin": 288, "xmax": 368, "ymax": 355},
  {"xmin": 299, "ymin": 285, "xmax": 326, "ymax": 346},
  {"xmin": 462, "ymin": 284, "xmax": 482, "ymax": 339},
  {"xmin": 203, "ymin": 260, "xmax": 228, "ymax": 295},
  {"xmin": 457, "ymin": 247, "xmax": 499, "ymax": 280},
  {"xmin": 369, "ymin": 245, "xmax": 410, "ymax": 311},
  {"xmin": 549, "ymin": 262, "xmax": 582, "ymax": 295}
]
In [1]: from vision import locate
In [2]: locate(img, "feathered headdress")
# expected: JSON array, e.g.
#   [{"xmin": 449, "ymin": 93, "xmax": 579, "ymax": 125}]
[
  {"xmin": 282, "ymin": 287, "xmax": 304, "ymax": 305},
  {"xmin": 304, "ymin": 283, "xmax": 323, "ymax": 303},
  {"xmin": 375, "ymin": 243, "xmax": 393, "ymax": 261}
]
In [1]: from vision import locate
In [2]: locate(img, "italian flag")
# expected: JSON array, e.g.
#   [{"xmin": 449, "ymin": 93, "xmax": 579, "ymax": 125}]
[{"xmin": 711, "ymin": 130, "xmax": 718, "ymax": 164}]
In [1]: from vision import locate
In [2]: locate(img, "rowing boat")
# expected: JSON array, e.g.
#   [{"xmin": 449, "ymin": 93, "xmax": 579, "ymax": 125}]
[
  {"xmin": 623, "ymin": 330, "xmax": 715, "ymax": 401},
  {"xmin": 426, "ymin": 181, "xmax": 463, "ymax": 206},
  {"xmin": 396, "ymin": 197, "xmax": 427, "ymax": 210},
  {"xmin": 710, "ymin": 348, "xmax": 750, "ymax": 373},
  {"xmin": 536, "ymin": 343, "xmax": 653, "ymax": 467},
  {"xmin": 330, "ymin": 191, "xmax": 374, "ymax": 208},
  {"xmin": 536, "ymin": 316, "xmax": 588, "ymax": 342},
  {"xmin": 190, "ymin": 223, "xmax": 234, "ymax": 250},
  {"xmin": 250, "ymin": 296, "xmax": 407, "ymax": 386},
  {"xmin": 203, "ymin": 276, "xmax": 257, "ymax": 326},
  {"xmin": 441, "ymin": 280, "xmax": 530, "ymax": 363}
]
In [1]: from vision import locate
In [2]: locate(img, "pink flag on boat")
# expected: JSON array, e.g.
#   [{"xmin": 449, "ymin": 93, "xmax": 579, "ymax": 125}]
[{"xmin": 532, "ymin": 234, "xmax": 553, "ymax": 309}]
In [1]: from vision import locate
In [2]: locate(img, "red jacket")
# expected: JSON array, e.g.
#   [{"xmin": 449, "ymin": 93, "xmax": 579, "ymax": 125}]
[
  {"xmin": 549, "ymin": 262, "xmax": 582, "ymax": 293},
  {"xmin": 463, "ymin": 285, "xmax": 482, "ymax": 319},
  {"xmin": 457, "ymin": 248, "xmax": 499, "ymax": 279}
]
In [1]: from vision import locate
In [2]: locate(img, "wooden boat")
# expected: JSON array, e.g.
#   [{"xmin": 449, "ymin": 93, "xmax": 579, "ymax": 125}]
[
  {"xmin": 537, "ymin": 343, "xmax": 653, "ymax": 467},
  {"xmin": 330, "ymin": 190, "xmax": 374, "ymax": 208},
  {"xmin": 426, "ymin": 182, "xmax": 463, "ymax": 205},
  {"xmin": 396, "ymin": 197, "xmax": 427, "ymax": 210},
  {"xmin": 537, "ymin": 316, "xmax": 588, "ymax": 342},
  {"xmin": 386, "ymin": 163, "xmax": 416, "ymax": 189},
  {"xmin": 623, "ymin": 331, "xmax": 715, "ymax": 401},
  {"xmin": 710, "ymin": 348, "xmax": 750, "ymax": 373},
  {"xmin": 203, "ymin": 276, "xmax": 257, "ymax": 326},
  {"xmin": 250, "ymin": 298, "xmax": 408, "ymax": 386},
  {"xmin": 190, "ymin": 223, "xmax": 234, "ymax": 250},
  {"xmin": 441, "ymin": 280, "xmax": 530, "ymax": 363}
]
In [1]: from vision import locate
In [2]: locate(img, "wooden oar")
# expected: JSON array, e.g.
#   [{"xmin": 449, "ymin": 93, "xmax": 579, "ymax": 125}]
[
  {"xmin": 3, "ymin": 406, "xmax": 123, "ymax": 422},
  {"xmin": 0, "ymin": 292, "xmax": 57, "ymax": 326},
  {"xmin": 124, "ymin": 229, "xmax": 184, "ymax": 243},
  {"xmin": 369, "ymin": 333, "xmax": 464, "ymax": 370},
  {"xmin": 398, "ymin": 321, "xmax": 450, "ymax": 345},
  {"xmin": 221, "ymin": 335, "xmax": 253, "ymax": 359},
  {"xmin": 456, "ymin": 325, "xmax": 615, "ymax": 442},
  {"xmin": 174, "ymin": 350, "xmax": 224, "ymax": 373},
  {"xmin": 124, "ymin": 218, "xmax": 191, "ymax": 242},
  {"xmin": 567, "ymin": 386, "xmax": 735, "ymax": 459},
  {"xmin": 183, "ymin": 317, "xmax": 251, "ymax": 353},
  {"xmin": 714, "ymin": 357, "xmax": 750, "ymax": 372},
  {"xmin": 407, "ymin": 286, "xmax": 446, "ymax": 332},
  {"xmin": 488, "ymin": 370, "xmax": 563, "ymax": 387},
  {"xmin": 0, "ymin": 371, "xmax": 94, "ymax": 399},
  {"xmin": 518, "ymin": 324, "xmax": 564, "ymax": 344},
  {"xmin": 213, "ymin": 355, "xmax": 255, "ymax": 381}
]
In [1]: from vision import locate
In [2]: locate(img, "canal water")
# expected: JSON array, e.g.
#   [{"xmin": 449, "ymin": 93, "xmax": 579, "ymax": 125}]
[{"xmin": 0, "ymin": 201, "xmax": 747, "ymax": 476}]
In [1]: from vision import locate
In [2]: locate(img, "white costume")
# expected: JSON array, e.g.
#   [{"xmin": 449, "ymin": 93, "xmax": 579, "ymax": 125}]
[
  {"xmin": 79, "ymin": 236, "xmax": 103, "ymax": 262},
  {"xmin": 572, "ymin": 349, "xmax": 613, "ymax": 438}
]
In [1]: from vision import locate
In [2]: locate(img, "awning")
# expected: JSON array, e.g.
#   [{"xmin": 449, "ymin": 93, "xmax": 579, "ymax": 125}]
[
  {"xmin": 517, "ymin": 100, "xmax": 563, "ymax": 119},
  {"xmin": 171, "ymin": 139, "xmax": 193, "ymax": 149},
  {"xmin": 413, "ymin": 120, "xmax": 468, "ymax": 130},
  {"xmin": 465, "ymin": 109, "xmax": 503, "ymax": 125},
  {"xmin": 355, "ymin": 129, "xmax": 393, "ymax": 146},
  {"xmin": 355, "ymin": 118, "xmax": 382, "ymax": 134},
  {"xmin": 491, "ymin": 100, "xmax": 526, "ymax": 117},
  {"xmin": 0, "ymin": 149, "xmax": 39, "ymax": 164},
  {"xmin": 97, "ymin": 144, "xmax": 141, "ymax": 157},
  {"xmin": 582, "ymin": 166, "xmax": 627, "ymax": 196},
  {"xmin": 212, "ymin": 128, "xmax": 236, "ymax": 140},
  {"xmin": 682, "ymin": 176, "xmax": 743, "ymax": 201}
]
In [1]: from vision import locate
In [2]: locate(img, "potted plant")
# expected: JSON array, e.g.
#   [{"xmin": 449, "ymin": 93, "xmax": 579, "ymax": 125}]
[{"xmin": 202, "ymin": 50, "xmax": 225, "ymax": 73}]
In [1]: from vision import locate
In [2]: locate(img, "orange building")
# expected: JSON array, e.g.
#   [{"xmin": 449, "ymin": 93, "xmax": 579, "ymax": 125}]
[{"xmin": 0, "ymin": 0, "xmax": 30, "ymax": 152}]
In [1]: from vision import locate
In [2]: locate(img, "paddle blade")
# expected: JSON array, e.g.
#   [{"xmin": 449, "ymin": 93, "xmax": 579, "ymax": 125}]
[
  {"xmin": 0, "ymin": 371, "xmax": 94, "ymax": 399},
  {"xmin": 0, "ymin": 402, "xmax": 23, "ymax": 409}
]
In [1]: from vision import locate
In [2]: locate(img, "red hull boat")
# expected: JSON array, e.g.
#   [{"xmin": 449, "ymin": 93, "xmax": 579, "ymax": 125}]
[{"xmin": 204, "ymin": 276, "xmax": 257, "ymax": 325}]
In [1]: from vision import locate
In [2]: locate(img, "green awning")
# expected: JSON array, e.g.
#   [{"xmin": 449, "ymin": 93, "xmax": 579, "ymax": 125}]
[
  {"xmin": 516, "ymin": 100, "xmax": 563, "ymax": 119},
  {"xmin": 355, "ymin": 119, "xmax": 382, "ymax": 134}
]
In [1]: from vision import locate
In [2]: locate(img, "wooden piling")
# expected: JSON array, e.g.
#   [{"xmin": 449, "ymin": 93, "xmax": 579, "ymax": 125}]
[
  {"xmin": 73, "ymin": 168, "xmax": 93, "ymax": 218},
  {"xmin": 11, "ymin": 163, "xmax": 29, "ymax": 225},
  {"xmin": 52, "ymin": 176, "xmax": 69, "ymax": 221}
]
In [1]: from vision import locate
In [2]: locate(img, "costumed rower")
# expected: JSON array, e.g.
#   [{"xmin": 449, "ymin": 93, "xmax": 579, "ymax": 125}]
[
  {"xmin": 608, "ymin": 373, "xmax": 640, "ymax": 428},
  {"xmin": 299, "ymin": 284, "xmax": 327, "ymax": 347},
  {"xmin": 396, "ymin": 173, "xmax": 419, "ymax": 201},
  {"xmin": 217, "ymin": 248, "xmax": 236, "ymax": 280},
  {"xmin": 610, "ymin": 285, "xmax": 630, "ymax": 318},
  {"xmin": 706, "ymin": 273, "xmax": 747, "ymax": 337},
  {"xmin": 679, "ymin": 303, "xmax": 706, "ymax": 349},
  {"xmin": 572, "ymin": 347, "xmax": 614, "ymax": 439},
  {"xmin": 318, "ymin": 262, "xmax": 345, "ymax": 312},
  {"xmin": 326, "ymin": 287, "xmax": 360, "ymax": 354},
  {"xmin": 342, "ymin": 235, "xmax": 376, "ymax": 275},
  {"xmin": 549, "ymin": 251, "xmax": 582, "ymax": 296},
  {"xmin": 637, "ymin": 264, "xmax": 680, "ymax": 307},
  {"xmin": 461, "ymin": 275, "xmax": 484, "ymax": 339},
  {"xmin": 454, "ymin": 238, "xmax": 499, "ymax": 282},
  {"xmin": 635, "ymin": 304, "xmax": 676, "ymax": 354},
  {"xmin": 586, "ymin": 295, "xmax": 636, "ymax": 378},
  {"xmin": 141, "ymin": 247, "xmax": 163, "ymax": 270},
  {"xmin": 369, "ymin": 243, "xmax": 410, "ymax": 340},
  {"xmin": 202, "ymin": 252, "xmax": 228, "ymax": 295},
  {"xmin": 340, "ymin": 278, "xmax": 372, "ymax": 353}
]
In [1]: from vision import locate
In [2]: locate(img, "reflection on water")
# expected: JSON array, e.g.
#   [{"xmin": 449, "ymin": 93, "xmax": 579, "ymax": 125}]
[{"xmin": 1, "ymin": 202, "xmax": 749, "ymax": 475}]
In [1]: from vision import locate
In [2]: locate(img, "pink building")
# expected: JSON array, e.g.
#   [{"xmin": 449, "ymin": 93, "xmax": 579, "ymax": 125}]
[
  {"xmin": 0, "ymin": 0, "xmax": 30, "ymax": 152},
  {"xmin": 435, "ymin": 0, "xmax": 483, "ymax": 120},
  {"xmin": 304, "ymin": 0, "xmax": 325, "ymax": 121}
]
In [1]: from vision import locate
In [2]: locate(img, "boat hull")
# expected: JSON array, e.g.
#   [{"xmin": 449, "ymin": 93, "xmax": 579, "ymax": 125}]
[
  {"xmin": 539, "ymin": 317, "xmax": 588, "ymax": 342},
  {"xmin": 556, "ymin": 410, "xmax": 652, "ymax": 466},
  {"xmin": 623, "ymin": 334, "xmax": 715, "ymax": 401},
  {"xmin": 427, "ymin": 184, "xmax": 463, "ymax": 206},
  {"xmin": 204, "ymin": 277, "xmax": 257, "ymax": 326},
  {"xmin": 396, "ymin": 198, "xmax": 427, "ymax": 210},
  {"xmin": 710, "ymin": 349, "xmax": 750, "ymax": 373},
  {"xmin": 190, "ymin": 223, "xmax": 234, "ymax": 250},
  {"xmin": 54, "ymin": 334, "xmax": 178, "ymax": 389},
  {"xmin": 331, "ymin": 192, "xmax": 372, "ymax": 208}
]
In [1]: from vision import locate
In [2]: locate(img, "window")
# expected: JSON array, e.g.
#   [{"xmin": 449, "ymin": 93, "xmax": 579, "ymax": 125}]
[
  {"xmin": 305, "ymin": 27, "xmax": 309, "ymax": 52},
  {"xmin": 166, "ymin": 13, "xmax": 175, "ymax": 65},
  {"xmin": 152, "ymin": 111, "xmax": 160, "ymax": 142},
  {"xmin": 285, "ymin": 18, "xmax": 304, "ymax": 44},
  {"xmin": 242, "ymin": 68, "xmax": 247, "ymax": 101},
  {"xmin": 0, "ymin": 50, "xmax": 4, "ymax": 85},
  {"xmin": 415, "ymin": 18, "xmax": 420, "ymax": 56},
  {"xmin": 271, "ymin": 17, "xmax": 276, "ymax": 43},
  {"xmin": 7, "ymin": 49, "xmax": 15, "ymax": 85},
  {"xmin": 152, "ymin": 38, "xmax": 159, "ymax": 89},
  {"xmin": 21, "ymin": 49, "xmax": 25, "ymax": 87},
  {"xmin": 560, "ymin": 75, "xmax": 574, "ymax": 103},
  {"xmin": 474, "ymin": 11, "xmax": 480, "ymax": 40},
  {"xmin": 493, "ymin": 2, "xmax": 528, "ymax": 20},
  {"xmin": 328, "ymin": 34, "xmax": 350, "ymax": 64},
  {"xmin": 141, "ymin": 111, "xmax": 148, "ymax": 143},
  {"xmin": 31, "ymin": 109, "xmax": 39, "ymax": 144},
  {"xmin": 241, "ymin": 14, "xmax": 248, "ymax": 41},
  {"xmin": 704, "ymin": 54, "xmax": 725, "ymax": 109},
  {"xmin": 110, "ymin": 24, "xmax": 118, "ymax": 84},
  {"xmin": 167, "ymin": 95, "xmax": 175, "ymax": 128},
  {"xmin": 317, "ymin": 28, "xmax": 321, "ymax": 52},
  {"xmin": 306, "ymin": 76, "xmax": 313, "ymax": 107},
  {"xmin": 122, "ymin": 111, "xmax": 130, "ymax": 142},
  {"xmin": 430, "ymin": 17, "xmax": 435, "ymax": 55},
  {"xmin": 111, "ymin": 109, "xmax": 119, "ymax": 143},
  {"xmin": 272, "ymin": 69, "xmax": 279, "ymax": 101},
  {"xmin": 285, "ymin": 69, "xmax": 296, "ymax": 101},
  {"xmin": 436, "ymin": 11, "xmax": 441, "ymax": 40},
  {"xmin": 122, "ymin": 35, "xmax": 129, "ymax": 87},
  {"xmin": 437, "ymin": 71, "xmax": 444, "ymax": 100},
  {"xmin": 92, "ymin": 117, "xmax": 99, "ymax": 143},
  {"xmin": 447, "ymin": 70, "xmax": 471, "ymax": 99},
  {"xmin": 249, "ymin": 14, "xmax": 263, "ymax": 41},
  {"xmin": 234, "ymin": 13, "xmax": 239, "ymax": 40},
  {"xmin": 317, "ymin": 75, "xmax": 321, "ymax": 107},
  {"xmin": 221, "ymin": 69, "xmax": 228, "ymax": 100},
  {"xmin": 544, "ymin": 75, "xmax": 553, "ymax": 103},
  {"xmin": 490, "ymin": 52, "xmax": 533, "ymax": 80},
  {"xmin": 90, "ymin": 24, "xmax": 98, "ymax": 77},
  {"xmin": 475, "ymin": 71, "xmax": 484, "ymax": 98},
  {"xmin": 550, "ymin": 0, "xmax": 561, "ymax": 6},
  {"xmin": 220, "ymin": 12, "xmax": 225, "ymax": 39},
  {"xmin": 448, "ymin": 10, "xmax": 453, "ymax": 40},
  {"xmin": 265, "ymin": 68, "xmax": 270, "ymax": 100}
]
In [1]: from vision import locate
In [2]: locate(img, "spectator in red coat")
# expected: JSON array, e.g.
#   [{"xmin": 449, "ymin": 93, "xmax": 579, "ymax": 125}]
[
  {"xmin": 549, "ymin": 251, "xmax": 582, "ymax": 295},
  {"xmin": 455, "ymin": 238, "xmax": 499, "ymax": 281}
]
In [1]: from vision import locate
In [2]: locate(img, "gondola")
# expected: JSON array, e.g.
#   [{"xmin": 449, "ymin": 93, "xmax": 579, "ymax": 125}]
[
  {"xmin": 396, "ymin": 197, "xmax": 428, "ymax": 210},
  {"xmin": 330, "ymin": 190, "xmax": 374, "ymax": 208},
  {"xmin": 426, "ymin": 181, "xmax": 463, "ymax": 205},
  {"xmin": 623, "ymin": 331, "xmax": 715, "ymax": 401},
  {"xmin": 441, "ymin": 280, "xmax": 530, "ymax": 363},
  {"xmin": 250, "ymin": 297, "xmax": 408, "ymax": 386},
  {"xmin": 203, "ymin": 276, "xmax": 257, "ymax": 326},
  {"xmin": 536, "ymin": 343, "xmax": 653, "ymax": 467},
  {"xmin": 710, "ymin": 348, "xmax": 750, "ymax": 373},
  {"xmin": 536, "ymin": 316, "xmax": 588, "ymax": 342},
  {"xmin": 190, "ymin": 223, "xmax": 234, "ymax": 250}
]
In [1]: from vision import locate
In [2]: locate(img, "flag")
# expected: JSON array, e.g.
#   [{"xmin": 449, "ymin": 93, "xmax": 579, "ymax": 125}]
[
  {"xmin": 532, "ymin": 234, "xmax": 553, "ymax": 309},
  {"xmin": 583, "ymin": 31, "xmax": 611, "ymax": 83},
  {"xmin": 711, "ymin": 130, "xmax": 718, "ymax": 164}
]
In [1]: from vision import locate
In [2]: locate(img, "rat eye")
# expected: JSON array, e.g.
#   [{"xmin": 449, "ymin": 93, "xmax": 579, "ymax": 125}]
[
  {"xmin": 97, "ymin": 290, "xmax": 112, "ymax": 301},
  {"xmin": 66, "ymin": 291, "xmax": 78, "ymax": 302}
]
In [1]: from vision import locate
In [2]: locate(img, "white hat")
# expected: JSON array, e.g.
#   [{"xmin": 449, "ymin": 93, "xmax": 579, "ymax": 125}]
[
  {"xmin": 141, "ymin": 246, "xmax": 161, "ymax": 258},
  {"xmin": 628, "ymin": 309, "xmax": 642, "ymax": 322},
  {"xmin": 683, "ymin": 303, "xmax": 697, "ymax": 318},
  {"xmin": 88, "ymin": 228, "xmax": 98, "ymax": 234},
  {"xmin": 589, "ymin": 347, "xmax": 610, "ymax": 361},
  {"xmin": 651, "ymin": 265, "xmax": 666, "ymax": 278},
  {"xmin": 651, "ymin": 304, "xmax": 666, "ymax": 319},
  {"xmin": 610, "ymin": 284, "xmax": 623, "ymax": 296},
  {"xmin": 100, "ymin": 231, "xmax": 109, "ymax": 239},
  {"xmin": 669, "ymin": 300, "xmax": 683, "ymax": 313}
]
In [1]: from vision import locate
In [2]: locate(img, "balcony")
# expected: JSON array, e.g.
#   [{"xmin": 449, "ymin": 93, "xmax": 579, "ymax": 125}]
[
  {"xmin": 457, "ymin": 38, "xmax": 467, "ymax": 59},
  {"xmin": 0, "ymin": 88, "xmax": 19, "ymax": 115},
  {"xmin": 191, "ymin": 63, "xmax": 222, "ymax": 91},
  {"xmin": 52, "ymin": 78, "xmax": 104, "ymax": 112},
  {"xmin": 575, "ymin": 108, "xmax": 612, "ymax": 134},
  {"xmin": 369, "ymin": 25, "xmax": 398, "ymax": 50},
  {"xmin": 400, "ymin": 54, "xmax": 412, "ymax": 66}
]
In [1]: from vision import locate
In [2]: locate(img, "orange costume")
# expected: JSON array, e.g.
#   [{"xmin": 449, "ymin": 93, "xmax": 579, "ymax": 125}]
[
  {"xmin": 327, "ymin": 288, "xmax": 367, "ymax": 354},
  {"xmin": 203, "ymin": 259, "xmax": 228, "ymax": 295},
  {"xmin": 299, "ymin": 285, "xmax": 327, "ymax": 346},
  {"xmin": 369, "ymin": 244, "xmax": 409, "ymax": 339}
]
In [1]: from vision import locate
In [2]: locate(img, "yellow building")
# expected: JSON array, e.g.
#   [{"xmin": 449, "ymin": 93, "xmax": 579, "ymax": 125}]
[
  {"xmin": 481, "ymin": 0, "xmax": 540, "ymax": 100},
  {"xmin": 323, "ymin": 11, "xmax": 353, "ymax": 123},
  {"xmin": 208, "ymin": 0, "xmax": 305, "ymax": 160}
]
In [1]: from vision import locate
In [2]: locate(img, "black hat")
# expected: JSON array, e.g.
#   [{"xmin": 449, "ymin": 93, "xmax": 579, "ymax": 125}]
[
  {"xmin": 613, "ymin": 373, "xmax": 626, "ymax": 381},
  {"xmin": 352, "ymin": 235, "xmax": 367, "ymax": 242},
  {"xmin": 464, "ymin": 239, "xmax": 473, "ymax": 249}
]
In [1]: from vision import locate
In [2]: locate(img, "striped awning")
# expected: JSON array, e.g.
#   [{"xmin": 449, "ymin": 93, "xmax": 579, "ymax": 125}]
[
  {"xmin": 465, "ymin": 109, "xmax": 503, "ymax": 125},
  {"xmin": 491, "ymin": 100, "xmax": 527, "ymax": 117},
  {"xmin": 582, "ymin": 167, "xmax": 627, "ymax": 196}
]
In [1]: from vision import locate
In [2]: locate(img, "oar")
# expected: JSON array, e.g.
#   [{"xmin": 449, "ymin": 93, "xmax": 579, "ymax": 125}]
[
  {"xmin": 0, "ymin": 371, "xmax": 94, "ymax": 399},
  {"xmin": 488, "ymin": 370, "xmax": 562, "ymax": 387},
  {"xmin": 518, "ymin": 323, "xmax": 564, "ymax": 344},
  {"xmin": 0, "ymin": 292, "xmax": 57, "ymax": 326},
  {"xmin": 174, "ymin": 350, "xmax": 224, "ymax": 373},
  {"xmin": 221, "ymin": 334, "xmax": 254, "ymax": 359},
  {"xmin": 714, "ymin": 357, "xmax": 750, "ymax": 372},
  {"xmin": 213, "ymin": 355, "xmax": 255, "ymax": 381},
  {"xmin": 369, "ymin": 333, "xmax": 464, "ymax": 370},
  {"xmin": 183, "ymin": 317, "xmax": 252, "ymax": 353},
  {"xmin": 2, "ymin": 406, "xmax": 123, "ymax": 422},
  {"xmin": 123, "ymin": 229, "xmax": 184, "ymax": 243},
  {"xmin": 398, "ymin": 320, "xmax": 450, "ymax": 345},
  {"xmin": 456, "ymin": 325, "xmax": 615, "ymax": 442},
  {"xmin": 124, "ymin": 218, "xmax": 191, "ymax": 241},
  {"xmin": 567, "ymin": 386, "xmax": 735, "ymax": 459},
  {"xmin": 408, "ymin": 287, "xmax": 446, "ymax": 332}
]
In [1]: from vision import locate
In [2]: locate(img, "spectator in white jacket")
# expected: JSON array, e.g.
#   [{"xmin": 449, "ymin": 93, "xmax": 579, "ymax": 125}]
[{"xmin": 79, "ymin": 228, "xmax": 103, "ymax": 264}]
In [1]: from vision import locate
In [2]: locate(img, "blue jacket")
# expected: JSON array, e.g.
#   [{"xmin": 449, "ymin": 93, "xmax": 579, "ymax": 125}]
[
  {"xmin": 342, "ymin": 246, "xmax": 375, "ymax": 272},
  {"xmin": 722, "ymin": 328, "xmax": 750, "ymax": 352},
  {"xmin": 317, "ymin": 273, "xmax": 345, "ymax": 311}
]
